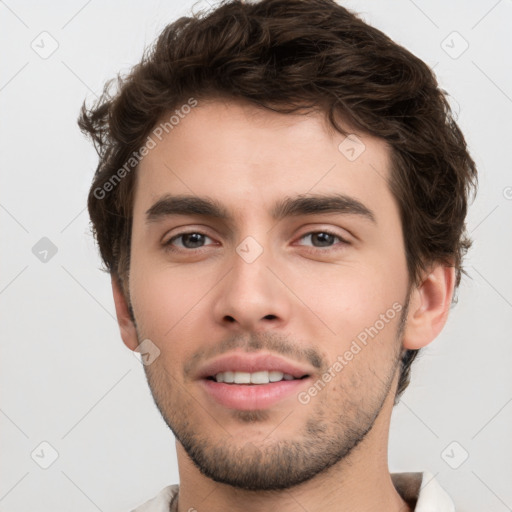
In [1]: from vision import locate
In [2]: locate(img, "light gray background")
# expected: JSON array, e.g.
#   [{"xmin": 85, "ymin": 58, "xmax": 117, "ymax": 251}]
[{"xmin": 1, "ymin": 0, "xmax": 511, "ymax": 510}]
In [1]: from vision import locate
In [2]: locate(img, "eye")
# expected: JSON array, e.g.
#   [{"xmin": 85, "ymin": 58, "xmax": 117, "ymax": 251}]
[
  {"xmin": 164, "ymin": 231, "xmax": 215, "ymax": 250},
  {"xmin": 296, "ymin": 230, "xmax": 348, "ymax": 250},
  {"xmin": 163, "ymin": 229, "xmax": 348, "ymax": 253}
]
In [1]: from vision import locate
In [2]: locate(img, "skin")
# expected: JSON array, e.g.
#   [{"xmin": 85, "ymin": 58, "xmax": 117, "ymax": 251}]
[{"xmin": 112, "ymin": 97, "xmax": 454, "ymax": 512}]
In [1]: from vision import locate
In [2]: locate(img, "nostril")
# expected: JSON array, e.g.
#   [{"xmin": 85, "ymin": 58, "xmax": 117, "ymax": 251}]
[{"xmin": 263, "ymin": 314, "xmax": 277, "ymax": 320}]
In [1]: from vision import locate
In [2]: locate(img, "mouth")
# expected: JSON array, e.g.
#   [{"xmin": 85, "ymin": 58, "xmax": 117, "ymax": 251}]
[
  {"xmin": 197, "ymin": 352, "xmax": 315, "ymax": 410},
  {"xmin": 206, "ymin": 370, "xmax": 310, "ymax": 384}
]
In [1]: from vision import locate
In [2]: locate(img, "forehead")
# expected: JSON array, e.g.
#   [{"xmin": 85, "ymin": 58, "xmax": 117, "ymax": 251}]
[{"xmin": 134, "ymin": 98, "xmax": 395, "ymax": 222}]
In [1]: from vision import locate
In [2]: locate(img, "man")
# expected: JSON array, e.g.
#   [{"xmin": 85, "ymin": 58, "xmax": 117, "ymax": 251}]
[{"xmin": 79, "ymin": 0, "xmax": 477, "ymax": 510}]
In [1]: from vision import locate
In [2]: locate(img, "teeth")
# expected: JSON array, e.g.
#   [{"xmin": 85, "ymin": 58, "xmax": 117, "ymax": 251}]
[
  {"xmin": 214, "ymin": 370, "xmax": 298, "ymax": 384},
  {"xmin": 251, "ymin": 371, "xmax": 269, "ymax": 384},
  {"xmin": 235, "ymin": 372, "xmax": 251, "ymax": 384},
  {"xmin": 269, "ymin": 371, "xmax": 284, "ymax": 382},
  {"xmin": 223, "ymin": 371, "xmax": 234, "ymax": 383}
]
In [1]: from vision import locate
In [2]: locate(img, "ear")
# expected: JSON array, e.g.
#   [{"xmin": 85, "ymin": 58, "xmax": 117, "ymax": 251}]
[
  {"xmin": 402, "ymin": 264, "xmax": 455, "ymax": 350},
  {"xmin": 111, "ymin": 275, "xmax": 139, "ymax": 351}
]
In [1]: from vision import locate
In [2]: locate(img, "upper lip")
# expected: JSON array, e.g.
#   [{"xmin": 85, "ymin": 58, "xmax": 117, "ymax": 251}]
[{"xmin": 196, "ymin": 351, "xmax": 314, "ymax": 380}]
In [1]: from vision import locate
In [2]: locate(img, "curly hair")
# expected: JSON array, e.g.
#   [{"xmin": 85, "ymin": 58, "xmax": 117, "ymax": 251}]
[{"xmin": 78, "ymin": 0, "xmax": 477, "ymax": 402}]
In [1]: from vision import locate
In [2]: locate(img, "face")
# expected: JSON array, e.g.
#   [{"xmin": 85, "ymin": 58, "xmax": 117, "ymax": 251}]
[{"xmin": 126, "ymin": 98, "xmax": 411, "ymax": 490}]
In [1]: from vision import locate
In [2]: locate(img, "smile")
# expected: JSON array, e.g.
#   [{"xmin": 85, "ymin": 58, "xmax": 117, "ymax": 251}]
[{"xmin": 209, "ymin": 370, "xmax": 309, "ymax": 385}]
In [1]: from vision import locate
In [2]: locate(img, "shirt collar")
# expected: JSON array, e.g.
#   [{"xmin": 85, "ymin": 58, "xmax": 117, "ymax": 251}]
[{"xmin": 392, "ymin": 471, "xmax": 456, "ymax": 511}]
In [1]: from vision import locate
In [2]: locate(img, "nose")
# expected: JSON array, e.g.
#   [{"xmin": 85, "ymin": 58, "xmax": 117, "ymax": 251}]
[{"xmin": 212, "ymin": 243, "xmax": 291, "ymax": 332}]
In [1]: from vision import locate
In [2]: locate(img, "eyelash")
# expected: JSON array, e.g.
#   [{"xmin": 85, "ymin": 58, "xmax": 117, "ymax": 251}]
[{"xmin": 163, "ymin": 229, "xmax": 349, "ymax": 253}]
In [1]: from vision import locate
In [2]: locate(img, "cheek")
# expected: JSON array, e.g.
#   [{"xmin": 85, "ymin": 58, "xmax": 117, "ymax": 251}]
[
  {"xmin": 129, "ymin": 263, "xmax": 204, "ymax": 342},
  {"xmin": 303, "ymin": 264, "xmax": 404, "ymax": 341},
  {"xmin": 302, "ymin": 265, "xmax": 406, "ymax": 392}
]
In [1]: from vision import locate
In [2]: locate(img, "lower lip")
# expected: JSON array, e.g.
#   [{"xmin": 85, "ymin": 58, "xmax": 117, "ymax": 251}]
[{"xmin": 200, "ymin": 378, "xmax": 310, "ymax": 410}]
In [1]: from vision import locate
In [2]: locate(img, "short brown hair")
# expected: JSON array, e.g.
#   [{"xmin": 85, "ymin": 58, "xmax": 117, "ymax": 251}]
[{"xmin": 78, "ymin": 0, "xmax": 477, "ymax": 401}]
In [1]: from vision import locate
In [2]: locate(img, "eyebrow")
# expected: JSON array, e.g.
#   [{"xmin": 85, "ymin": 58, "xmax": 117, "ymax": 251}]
[{"xmin": 145, "ymin": 193, "xmax": 376, "ymax": 224}]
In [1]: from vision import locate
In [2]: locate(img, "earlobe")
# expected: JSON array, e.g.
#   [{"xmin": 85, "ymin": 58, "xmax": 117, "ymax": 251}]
[
  {"xmin": 402, "ymin": 265, "xmax": 455, "ymax": 350},
  {"xmin": 111, "ymin": 275, "xmax": 139, "ymax": 351}
]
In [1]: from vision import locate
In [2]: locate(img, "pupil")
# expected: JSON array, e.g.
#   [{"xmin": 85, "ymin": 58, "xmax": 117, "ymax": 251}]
[
  {"xmin": 184, "ymin": 233, "xmax": 204, "ymax": 248},
  {"xmin": 313, "ymin": 233, "xmax": 334, "ymax": 247}
]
